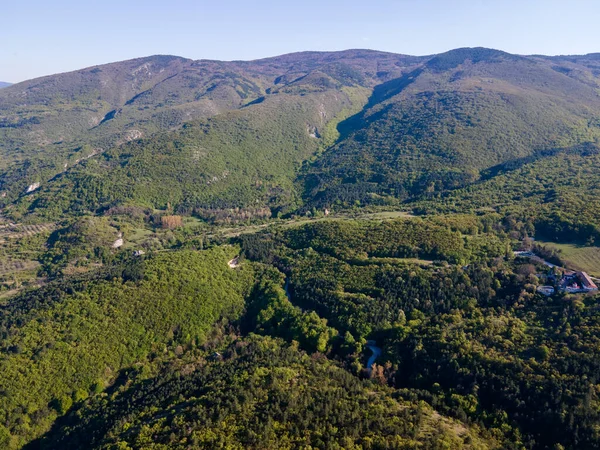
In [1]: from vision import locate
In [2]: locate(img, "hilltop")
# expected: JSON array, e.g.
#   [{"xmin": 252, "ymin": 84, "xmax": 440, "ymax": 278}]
[
  {"xmin": 3, "ymin": 47, "xmax": 600, "ymax": 225},
  {"xmin": 0, "ymin": 50, "xmax": 420, "ymax": 216},
  {"xmin": 301, "ymin": 48, "xmax": 600, "ymax": 207}
]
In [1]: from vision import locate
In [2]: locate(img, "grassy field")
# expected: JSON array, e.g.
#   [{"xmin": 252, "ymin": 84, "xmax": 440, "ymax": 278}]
[
  {"xmin": 215, "ymin": 209, "xmax": 416, "ymax": 237},
  {"xmin": 537, "ymin": 240, "xmax": 600, "ymax": 277},
  {"xmin": 121, "ymin": 227, "xmax": 154, "ymax": 249}
]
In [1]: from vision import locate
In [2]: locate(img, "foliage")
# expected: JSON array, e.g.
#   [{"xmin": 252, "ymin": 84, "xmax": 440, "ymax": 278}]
[
  {"xmin": 246, "ymin": 266, "xmax": 338, "ymax": 353},
  {"xmin": 300, "ymin": 50, "xmax": 600, "ymax": 209},
  {"xmin": 32, "ymin": 335, "xmax": 497, "ymax": 450},
  {"xmin": 5, "ymin": 48, "xmax": 600, "ymax": 450},
  {"xmin": 238, "ymin": 216, "xmax": 600, "ymax": 449},
  {"xmin": 0, "ymin": 247, "xmax": 254, "ymax": 447},
  {"xmin": 413, "ymin": 144, "xmax": 600, "ymax": 244}
]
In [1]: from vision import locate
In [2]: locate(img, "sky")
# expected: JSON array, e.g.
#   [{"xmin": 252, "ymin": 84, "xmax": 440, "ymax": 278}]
[{"xmin": 2, "ymin": 0, "xmax": 600, "ymax": 83}]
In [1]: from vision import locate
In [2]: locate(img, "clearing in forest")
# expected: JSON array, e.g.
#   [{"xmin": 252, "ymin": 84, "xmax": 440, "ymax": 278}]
[{"xmin": 537, "ymin": 240, "xmax": 600, "ymax": 277}]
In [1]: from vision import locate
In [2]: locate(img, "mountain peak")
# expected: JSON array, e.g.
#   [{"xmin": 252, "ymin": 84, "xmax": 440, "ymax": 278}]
[{"xmin": 426, "ymin": 46, "xmax": 520, "ymax": 71}]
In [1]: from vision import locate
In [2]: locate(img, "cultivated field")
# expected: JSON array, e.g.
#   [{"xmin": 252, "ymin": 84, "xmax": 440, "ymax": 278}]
[{"xmin": 537, "ymin": 240, "xmax": 600, "ymax": 277}]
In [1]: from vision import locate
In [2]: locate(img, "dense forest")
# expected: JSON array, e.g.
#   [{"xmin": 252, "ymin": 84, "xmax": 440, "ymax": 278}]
[
  {"xmin": 1, "ymin": 215, "xmax": 599, "ymax": 449},
  {"xmin": 0, "ymin": 248, "xmax": 254, "ymax": 447},
  {"xmin": 2, "ymin": 47, "xmax": 600, "ymax": 449},
  {"xmin": 237, "ymin": 218, "xmax": 600, "ymax": 449},
  {"xmin": 30, "ymin": 335, "xmax": 498, "ymax": 450}
]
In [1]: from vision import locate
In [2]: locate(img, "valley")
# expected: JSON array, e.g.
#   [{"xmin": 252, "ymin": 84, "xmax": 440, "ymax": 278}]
[{"xmin": 1, "ymin": 47, "xmax": 600, "ymax": 449}]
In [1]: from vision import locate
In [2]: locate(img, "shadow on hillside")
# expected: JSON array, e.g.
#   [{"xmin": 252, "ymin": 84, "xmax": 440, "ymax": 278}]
[
  {"xmin": 23, "ymin": 366, "xmax": 157, "ymax": 450},
  {"xmin": 480, "ymin": 142, "xmax": 600, "ymax": 181},
  {"xmin": 335, "ymin": 67, "xmax": 424, "ymax": 141}
]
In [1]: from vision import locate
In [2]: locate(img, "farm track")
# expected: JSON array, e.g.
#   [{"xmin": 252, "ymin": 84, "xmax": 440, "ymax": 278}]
[
  {"xmin": 0, "ymin": 223, "xmax": 55, "ymax": 240},
  {"xmin": 0, "ymin": 259, "xmax": 40, "ymax": 276}
]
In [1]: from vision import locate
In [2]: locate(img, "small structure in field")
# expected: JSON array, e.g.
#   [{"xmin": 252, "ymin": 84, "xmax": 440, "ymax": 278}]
[
  {"xmin": 112, "ymin": 233, "xmax": 124, "ymax": 248},
  {"xmin": 537, "ymin": 286, "xmax": 555, "ymax": 296},
  {"xmin": 228, "ymin": 256, "xmax": 240, "ymax": 269}
]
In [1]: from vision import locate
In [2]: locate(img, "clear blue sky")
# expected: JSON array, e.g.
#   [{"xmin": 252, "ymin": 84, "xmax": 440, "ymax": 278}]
[{"xmin": 2, "ymin": 0, "xmax": 599, "ymax": 82}]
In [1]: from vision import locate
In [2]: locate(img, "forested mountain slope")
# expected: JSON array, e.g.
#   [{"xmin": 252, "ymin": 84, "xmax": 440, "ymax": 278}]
[
  {"xmin": 413, "ymin": 142, "xmax": 600, "ymax": 244},
  {"xmin": 0, "ymin": 50, "xmax": 421, "ymax": 216},
  {"xmin": 31, "ymin": 335, "xmax": 498, "ymax": 450},
  {"xmin": 0, "ymin": 50, "xmax": 417, "ymax": 168},
  {"xmin": 8, "ymin": 90, "xmax": 350, "ymax": 219},
  {"xmin": 237, "ymin": 217, "xmax": 600, "ymax": 449},
  {"xmin": 5, "ymin": 48, "xmax": 600, "ymax": 220},
  {"xmin": 0, "ymin": 248, "xmax": 254, "ymax": 447},
  {"xmin": 0, "ymin": 239, "xmax": 502, "ymax": 449},
  {"xmin": 4, "ymin": 48, "xmax": 600, "ymax": 450},
  {"xmin": 301, "ymin": 48, "xmax": 600, "ymax": 207},
  {"xmin": 3, "ymin": 214, "xmax": 596, "ymax": 449}
]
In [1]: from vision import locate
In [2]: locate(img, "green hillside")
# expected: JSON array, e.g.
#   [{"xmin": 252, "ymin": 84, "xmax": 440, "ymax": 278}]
[
  {"xmin": 7, "ymin": 48, "xmax": 600, "ymax": 221},
  {"xmin": 6, "ymin": 89, "xmax": 354, "ymax": 220},
  {"xmin": 31, "ymin": 335, "xmax": 498, "ymax": 450},
  {"xmin": 236, "ymin": 217, "xmax": 600, "ymax": 449},
  {"xmin": 1, "ymin": 210, "xmax": 600, "ymax": 449},
  {"xmin": 0, "ymin": 247, "xmax": 254, "ymax": 447},
  {"xmin": 3, "ymin": 48, "xmax": 600, "ymax": 450},
  {"xmin": 0, "ymin": 50, "xmax": 420, "ymax": 209},
  {"xmin": 301, "ymin": 48, "xmax": 600, "ymax": 208},
  {"xmin": 413, "ymin": 143, "xmax": 600, "ymax": 244}
]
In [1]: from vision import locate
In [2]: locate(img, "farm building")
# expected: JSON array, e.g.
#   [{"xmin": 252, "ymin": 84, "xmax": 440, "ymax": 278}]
[{"xmin": 560, "ymin": 271, "xmax": 598, "ymax": 293}]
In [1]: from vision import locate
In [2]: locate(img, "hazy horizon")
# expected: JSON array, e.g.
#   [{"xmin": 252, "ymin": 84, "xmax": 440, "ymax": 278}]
[{"xmin": 3, "ymin": 0, "xmax": 600, "ymax": 83}]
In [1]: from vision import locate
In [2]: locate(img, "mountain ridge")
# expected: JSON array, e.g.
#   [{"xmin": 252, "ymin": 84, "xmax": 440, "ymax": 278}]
[
  {"xmin": 3, "ymin": 46, "xmax": 600, "ymax": 221},
  {"xmin": 9, "ymin": 47, "xmax": 600, "ymax": 87}
]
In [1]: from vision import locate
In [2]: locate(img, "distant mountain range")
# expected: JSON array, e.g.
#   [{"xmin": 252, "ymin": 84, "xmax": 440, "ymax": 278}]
[
  {"xmin": 0, "ymin": 81, "xmax": 11, "ymax": 89},
  {"xmin": 2, "ymin": 47, "xmax": 600, "ymax": 220}
]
